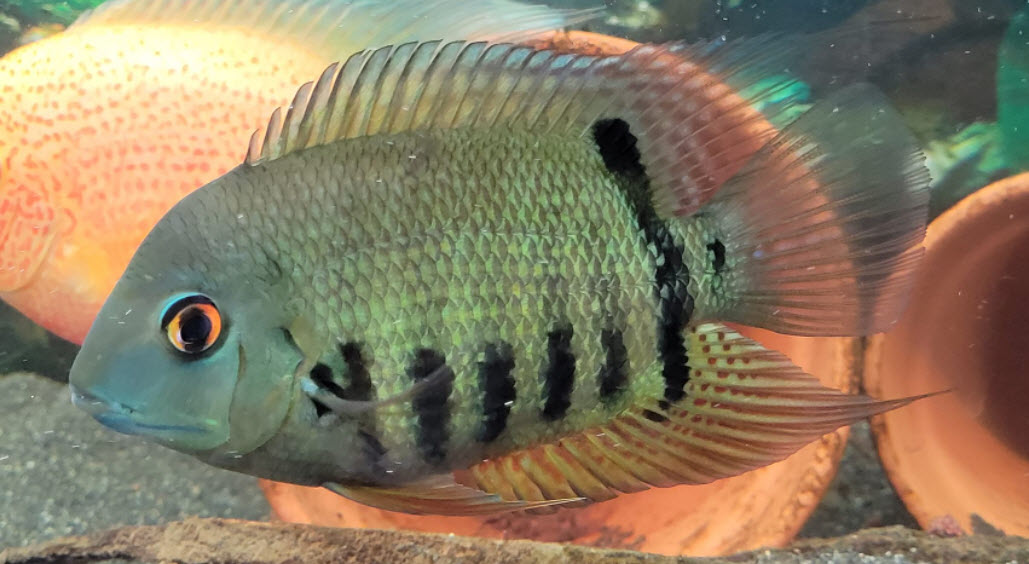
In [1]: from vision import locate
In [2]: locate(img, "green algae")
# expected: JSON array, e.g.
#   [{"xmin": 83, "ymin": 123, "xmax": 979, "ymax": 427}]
[
  {"xmin": 998, "ymin": 7, "xmax": 1029, "ymax": 172},
  {"xmin": 0, "ymin": 0, "xmax": 104, "ymax": 26}
]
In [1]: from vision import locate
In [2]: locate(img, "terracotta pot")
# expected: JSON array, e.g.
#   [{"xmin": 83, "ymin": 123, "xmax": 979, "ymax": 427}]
[
  {"xmin": 259, "ymin": 30, "xmax": 860, "ymax": 557},
  {"xmin": 865, "ymin": 172, "xmax": 1029, "ymax": 537}
]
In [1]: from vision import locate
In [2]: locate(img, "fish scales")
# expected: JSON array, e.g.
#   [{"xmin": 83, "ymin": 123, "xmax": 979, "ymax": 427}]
[{"xmin": 166, "ymin": 125, "xmax": 671, "ymax": 478}]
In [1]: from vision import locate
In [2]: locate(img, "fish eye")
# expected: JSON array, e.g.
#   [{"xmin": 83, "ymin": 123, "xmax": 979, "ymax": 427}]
[{"xmin": 161, "ymin": 294, "xmax": 223, "ymax": 355}]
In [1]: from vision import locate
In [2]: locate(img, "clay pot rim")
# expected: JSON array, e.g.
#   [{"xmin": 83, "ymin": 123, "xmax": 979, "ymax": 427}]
[{"xmin": 864, "ymin": 171, "xmax": 1029, "ymax": 534}]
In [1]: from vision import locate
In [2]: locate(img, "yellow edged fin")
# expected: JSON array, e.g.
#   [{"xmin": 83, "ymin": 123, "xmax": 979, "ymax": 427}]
[
  {"xmin": 325, "ymin": 475, "xmax": 582, "ymax": 516},
  {"xmin": 70, "ymin": 0, "xmax": 599, "ymax": 58},
  {"xmin": 457, "ymin": 322, "xmax": 932, "ymax": 507},
  {"xmin": 246, "ymin": 36, "xmax": 807, "ymax": 218}
]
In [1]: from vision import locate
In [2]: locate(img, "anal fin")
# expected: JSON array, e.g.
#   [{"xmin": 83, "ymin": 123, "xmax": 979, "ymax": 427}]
[
  {"xmin": 456, "ymin": 322, "xmax": 938, "ymax": 509},
  {"xmin": 325, "ymin": 475, "xmax": 581, "ymax": 516}
]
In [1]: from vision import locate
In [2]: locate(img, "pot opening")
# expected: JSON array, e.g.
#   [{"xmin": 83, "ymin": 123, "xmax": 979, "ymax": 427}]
[{"xmin": 868, "ymin": 179, "xmax": 1029, "ymax": 535}]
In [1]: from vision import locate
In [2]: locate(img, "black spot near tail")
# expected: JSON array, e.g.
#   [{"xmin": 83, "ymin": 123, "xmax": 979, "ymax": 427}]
[
  {"xmin": 598, "ymin": 328, "xmax": 629, "ymax": 400},
  {"xmin": 707, "ymin": 239, "xmax": 726, "ymax": 274},
  {"xmin": 478, "ymin": 342, "xmax": 516, "ymax": 443},
  {"xmin": 541, "ymin": 323, "xmax": 576, "ymax": 421},
  {"xmin": 592, "ymin": 118, "xmax": 645, "ymax": 177},
  {"xmin": 409, "ymin": 349, "xmax": 453, "ymax": 465}
]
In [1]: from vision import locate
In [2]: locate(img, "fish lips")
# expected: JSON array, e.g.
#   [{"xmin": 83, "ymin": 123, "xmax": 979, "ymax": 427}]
[{"xmin": 70, "ymin": 385, "xmax": 208, "ymax": 438}]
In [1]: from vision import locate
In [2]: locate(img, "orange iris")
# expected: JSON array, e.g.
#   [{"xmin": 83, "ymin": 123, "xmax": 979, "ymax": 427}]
[{"xmin": 163, "ymin": 296, "xmax": 222, "ymax": 354}]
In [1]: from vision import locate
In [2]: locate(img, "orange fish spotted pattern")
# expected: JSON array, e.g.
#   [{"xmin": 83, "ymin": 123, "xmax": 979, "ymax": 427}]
[{"xmin": 0, "ymin": 0, "xmax": 582, "ymax": 343}]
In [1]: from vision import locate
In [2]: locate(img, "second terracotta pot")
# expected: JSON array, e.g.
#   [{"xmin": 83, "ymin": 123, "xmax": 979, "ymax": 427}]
[{"xmin": 865, "ymin": 172, "xmax": 1029, "ymax": 537}]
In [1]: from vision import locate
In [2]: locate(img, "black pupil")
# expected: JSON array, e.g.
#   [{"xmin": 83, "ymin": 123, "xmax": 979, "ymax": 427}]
[{"xmin": 179, "ymin": 308, "xmax": 212, "ymax": 352}]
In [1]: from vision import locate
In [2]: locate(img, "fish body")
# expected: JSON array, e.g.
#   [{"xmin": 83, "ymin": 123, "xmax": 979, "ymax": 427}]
[
  {"xmin": 71, "ymin": 37, "xmax": 932, "ymax": 515},
  {"xmin": 130, "ymin": 125, "xmax": 682, "ymax": 484},
  {"xmin": 0, "ymin": 0, "xmax": 589, "ymax": 344}
]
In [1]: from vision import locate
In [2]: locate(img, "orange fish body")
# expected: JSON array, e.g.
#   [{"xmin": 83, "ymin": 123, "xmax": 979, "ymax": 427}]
[
  {"xmin": 0, "ymin": 0, "xmax": 585, "ymax": 343},
  {"xmin": 1, "ymin": 26, "xmax": 337, "ymax": 342}
]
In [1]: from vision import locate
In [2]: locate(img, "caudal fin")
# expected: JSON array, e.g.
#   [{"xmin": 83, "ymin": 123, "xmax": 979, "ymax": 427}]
[{"xmin": 694, "ymin": 83, "xmax": 931, "ymax": 336}]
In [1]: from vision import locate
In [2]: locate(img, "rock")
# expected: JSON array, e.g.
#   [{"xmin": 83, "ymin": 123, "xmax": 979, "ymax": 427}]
[
  {"xmin": 0, "ymin": 373, "xmax": 269, "ymax": 547},
  {"xmin": 767, "ymin": 526, "xmax": 1029, "ymax": 564},
  {"xmin": 2, "ymin": 519, "xmax": 1028, "ymax": 564}
]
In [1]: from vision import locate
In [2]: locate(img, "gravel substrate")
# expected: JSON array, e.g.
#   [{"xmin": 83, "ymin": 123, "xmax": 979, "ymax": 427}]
[{"xmin": 0, "ymin": 372, "xmax": 269, "ymax": 548}]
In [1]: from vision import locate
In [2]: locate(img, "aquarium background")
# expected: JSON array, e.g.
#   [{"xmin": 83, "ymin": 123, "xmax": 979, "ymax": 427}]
[{"xmin": 0, "ymin": 0, "xmax": 1025, "ymax": 552}]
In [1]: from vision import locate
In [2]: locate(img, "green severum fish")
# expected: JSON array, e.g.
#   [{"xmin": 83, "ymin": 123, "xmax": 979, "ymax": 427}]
[{"xmin": 70, "ymin": 36, "xmax": 932, "ymax": 515}]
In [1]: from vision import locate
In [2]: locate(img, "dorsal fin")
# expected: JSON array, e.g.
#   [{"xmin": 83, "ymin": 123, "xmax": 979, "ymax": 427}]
[
  {"xmin": 246, "ymin": 35, "xmax": 806, "ymax": 218},
  {"xmin": 70, "ymin": 0, "xmax": 600, "ymax": 58}
]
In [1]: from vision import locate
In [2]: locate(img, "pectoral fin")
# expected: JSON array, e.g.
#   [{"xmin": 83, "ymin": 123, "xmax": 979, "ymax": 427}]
[{"xmin": 302, "ymin": 361, "xmax": 455, "ymax": 417}]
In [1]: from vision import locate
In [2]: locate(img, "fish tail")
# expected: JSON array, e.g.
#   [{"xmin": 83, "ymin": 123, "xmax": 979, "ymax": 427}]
[{"xmin": 691, "ymin": 83, "xmax": 931, "ymax": 336}]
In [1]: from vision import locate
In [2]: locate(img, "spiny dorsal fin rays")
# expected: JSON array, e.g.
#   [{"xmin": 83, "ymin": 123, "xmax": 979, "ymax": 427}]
[
  {"xmin": 246, "ymin": 35, "xmax": 806, "ymax": 219},
  {"xmin": 71, "ymin": 0, "xmax": 600, "ymax": 60}
]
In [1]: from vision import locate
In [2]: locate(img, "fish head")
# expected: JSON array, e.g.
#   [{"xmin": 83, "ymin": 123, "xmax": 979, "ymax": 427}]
[{"xmin": 69, "ymin": 196, "xmax": 298, "ymax": 460}]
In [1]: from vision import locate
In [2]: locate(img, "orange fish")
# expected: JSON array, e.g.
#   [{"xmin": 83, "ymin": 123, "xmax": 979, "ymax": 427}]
[{"xmin": 0, "ymin": 0, "xmax": 593, "ymax": 343}]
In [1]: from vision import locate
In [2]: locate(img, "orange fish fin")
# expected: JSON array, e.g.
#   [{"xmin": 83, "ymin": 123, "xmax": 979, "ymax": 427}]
[
  {"xmin": 246, "ymin": 36, "xmax": 804, "ymax": 218},
  {"xmin": 694, "ymin": 83, "xmax": 931, "ymax": 336},
  {"xmin": 462, "ymin": 321, "xmax": 930, "ymax": 508},
  {"xmin": 0, "ymin": 184, "xmax": 57, "ymax": 291},
  {"xmin": 71, "ymin": 0, "xmax": 597, "ymax": 59},
  {"xmin": 325, "ymin": 474, "xmax": 581, "ymax": 516}
]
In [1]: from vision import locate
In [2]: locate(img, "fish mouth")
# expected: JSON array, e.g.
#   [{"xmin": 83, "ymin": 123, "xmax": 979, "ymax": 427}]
[
  {"xmin": 69, "ymin": 384, "xmax": 113, "ymax": 417},
  {"xmin": 69, "ymin": 385, "xmax": 206, "ymax": 436}
]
